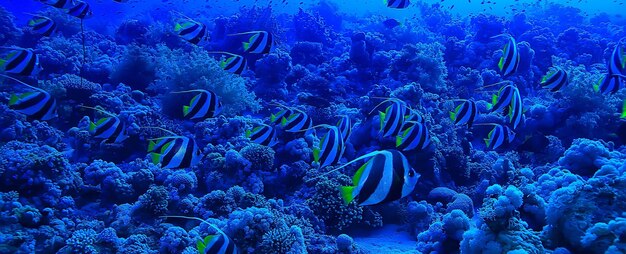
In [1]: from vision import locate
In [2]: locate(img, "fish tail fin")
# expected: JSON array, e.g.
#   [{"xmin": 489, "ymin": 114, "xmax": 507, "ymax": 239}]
[
  {"xmin": 339, "ymin": 186, "xmax": 355, "ymax": 205},
  {"xmin": 270, "ymin": 114, "xmax": 277, "ymax": 123},
  {"xmin": 621, "ymin": 101, "xmax": 626, "ymax": 119},
  {"xmin": 280, "ymin": 117, "xmax": 287, "ymax": 127},
  {"xmin": 449, "ymin": 111, "xmax": 456, "ymax": 121},
  {"xmin": 174, "ymin": 23, "xmax": 182, "ymax": 31},
  {"xmin": 245, "ymin": 129, "xmax": 252, "ymax": 138},
  {"xmin": 484, "ymin": 138, "xmax": 490, "ymax": 148},
  {"xmin": 183, "ymin": 106, "xmax": 190, "ymax": 116},
  {"xmin": 242, "ymin": 42, "xmax": 250, "ymax": 51}
]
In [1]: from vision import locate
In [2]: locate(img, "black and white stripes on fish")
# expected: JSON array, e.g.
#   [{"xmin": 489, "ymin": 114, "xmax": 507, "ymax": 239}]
[
  {"xmin": 339, "ymin": 149, "xmax": 419, "ymax": 206},
  {"xmin": 1, "ymin": 47, "xmax": 42, "ymax": 77},
  {"xmin": 2, "ymin": 74, "xmax": 56, "ymax": 120}
]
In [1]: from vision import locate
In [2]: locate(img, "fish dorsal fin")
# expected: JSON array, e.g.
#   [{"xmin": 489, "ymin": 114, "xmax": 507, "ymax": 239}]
[
  {"xmin": 305, "ymin": 150, "xmax": 386, "ymax": 183},
  {"xmin": 159, "ymin": 215, "xmax": 227, "ymax": 237},
  {"xmin": 171, "ymin": 89, "xmax": 207, "ymax": 94},
  {"xmin": 95, "ymin": 117, "xmax": 109, "ymax": 126},
  {"xmin": 0, "ymin": 74, "xmax": 46, "ymax": 93},
  {"xmin": 367, "ymin": 97, "xmax": 402, "ymax": 115},
  {"xmin": 228, "ymin": 31, "xmax": 263, "ymax": 36},
  {"xmin": 79, "ymin": 105, "xmax": 117, "ymax": 118}
]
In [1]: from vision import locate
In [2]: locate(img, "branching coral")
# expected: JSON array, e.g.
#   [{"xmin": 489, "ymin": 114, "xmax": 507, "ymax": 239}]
[{"xmin": 152, "ymin": 45, "xmax": 260, "ymax": 115}]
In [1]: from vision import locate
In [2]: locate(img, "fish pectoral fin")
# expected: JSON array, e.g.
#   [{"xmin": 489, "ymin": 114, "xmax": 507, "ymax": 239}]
[{"xmin": 340, "ymin": 186, "xmax": 355, "ymax": 205}]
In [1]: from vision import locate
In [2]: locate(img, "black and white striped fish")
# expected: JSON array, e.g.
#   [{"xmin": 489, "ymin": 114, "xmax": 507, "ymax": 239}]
[
  {"xmin": 281, "ymin": 109, "xmax": 313, "ymax": 133},
  {"xmin": 508, "ymin": 88, "xmax": 524, "ymax": 129},
  {"xmin": 495, "ymin": 34, "xmax": 520, "ymax": 77},
  {"xmin": 372, "ymin": 98, "xmax": 407, "ymax": 138},
  {"xmin": 39, "ymin": 0, "xmax": 75, "ymax": 9},
  {"xmin": 209, "ymin": 52, "xmax": 247, "ymax": 75},
  {"xmin": 26, "ymin": 14, "xmax": 56, "ymax": 37},
  {"xmin": 0, "ymin": 47, "xmax": 42, "ymax": 77},
  {"xmin": 150, "ymin": 136, "xmax": 201, "ymax": 169},
  {"xmin": 229, "ymin": 31, "xmax": 274, "ymax": 54},
  {"xmin": 540, "ymin": 67, "xmax": 568, "ymax": 92},
  {"xmin": 449, "ymin": 99, "xmax": 477, "ymax": 128},
  {"xmin": 337, "ymin": 115, "xmax": 353, "ymax": 142},
  {"xmin": 89, "ymin": 116, "xmax": 128, "ymax": 143},
  {"xmin": 609, "ymin": 42, "xmax": 626, "ymax": 75},
  {"xmin": 385, "ymin": 0, "xmax": 410, "ymax": 9},
  {"xmin": 197, "ymin": 233, "xmax": 238, "ymax": 254},
  {"xmin": 594, "ymin": 74, "xmax": 625, "ymax": 95},
  {"xmin": 82, "ymin": 106, "xmax": 128, "ymax": 144},
  {"xmin": 396, "ymin": 121, "xmax": 430, "ymax": 151},
  {"xmin": 67, "ymin": 0, "xmax": 92, "ymax": 19},
  {"xmin": 2, "ymin": 74, "xmax": 56, "ymax": 120},
  {"xmin": 173, "ymin": 89, "xmax": 222, "ymax": 120},
  {"xmin": 160, "ymin": 215, "xmax": 238, "ymax": 254},
  {"xmin": 339, "ymin": 150, "xmax": 419, "ymax": 206},
  {"xmin": 174, "ymin": 16, "xmax": 208, "ymax": 45},
  {"xmin": 489, "ymin": 84, "xmax": 518, "ymax": 113},
  {"xmin": 270, "ymin": 107, "xmax": 294, "ymax": 124},
  {"xmin": 246, "ymin": 123, "xmax": 278, "ymax": 147},
  {"xmin": 312, "ymin": 125, "xmax": 345, "ymax": 168},
  {"xmin": 405, "ymin": 110, "xmax": 425, "ymax": 124},
  {"xmin": 483, "ymin": 124, "xmax": 516, "ymax": 150}
]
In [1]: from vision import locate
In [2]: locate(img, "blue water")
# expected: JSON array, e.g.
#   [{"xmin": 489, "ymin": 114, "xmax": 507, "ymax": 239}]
[{"xmin": 1, "ymin": 0, "xmax": 626, "ymax": 253}]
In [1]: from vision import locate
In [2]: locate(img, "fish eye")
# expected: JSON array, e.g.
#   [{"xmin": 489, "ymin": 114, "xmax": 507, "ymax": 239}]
[{"xmin": 408, "ymin": 169, "xmax": 415, "ymax": 177}]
